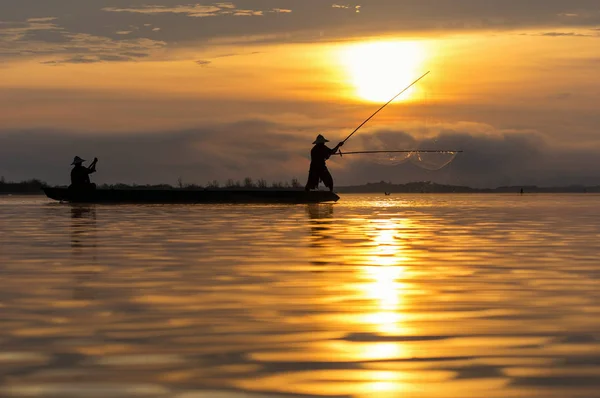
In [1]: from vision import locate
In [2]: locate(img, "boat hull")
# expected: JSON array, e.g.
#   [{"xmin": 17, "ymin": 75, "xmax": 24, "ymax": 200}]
[{"xmin": 43, "ymin": 188, "xmax": 340, "ymax": 204}]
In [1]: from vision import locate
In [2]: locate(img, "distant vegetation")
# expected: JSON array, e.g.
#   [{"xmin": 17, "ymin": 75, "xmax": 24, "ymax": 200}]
[
  {"xmin": 0, "ymin": 176, "xmax": 303, "ymax": 193},
  {"xmin": 0, "ymin": 177, "xmax": 47, "ymax": 194},
  {"xmin": 2, "ymin": 176, "xmax": 599, "ymax": 194},
  {"xmin": 205, "ymin": 177, "xmax": 302, "ymax": 189},
  {"xmin": 101, "ymin": 177, "xmax": 303, "ymax": 190}
]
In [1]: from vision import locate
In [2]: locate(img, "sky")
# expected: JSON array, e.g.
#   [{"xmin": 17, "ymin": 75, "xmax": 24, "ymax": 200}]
[{"xmin": 1, "ymin": 0, "xmax": 599, "ymax": 188}]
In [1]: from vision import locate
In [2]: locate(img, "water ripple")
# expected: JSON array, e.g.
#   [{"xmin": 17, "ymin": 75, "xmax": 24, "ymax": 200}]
[{"xmin": 1, "ymin": 194, "xmax": 599, "ymax": 397}]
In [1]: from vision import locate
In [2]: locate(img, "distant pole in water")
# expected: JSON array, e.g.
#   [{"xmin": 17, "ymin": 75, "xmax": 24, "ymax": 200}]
[{"xmin": 342, "ymin": 71, "xmax": 431, "ymax": 145}]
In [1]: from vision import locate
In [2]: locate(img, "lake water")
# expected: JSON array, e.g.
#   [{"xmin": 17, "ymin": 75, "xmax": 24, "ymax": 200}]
[{"xmin": 1, "ymin": 194, "xmax": 600, "ymax": 398}]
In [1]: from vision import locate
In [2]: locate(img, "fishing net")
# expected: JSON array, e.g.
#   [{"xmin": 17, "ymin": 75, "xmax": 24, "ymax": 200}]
[
  {"xmin": 372, "ymin": 151, "xmax": 414, "ymax": 166},
  {"xmin": 409, "ymin": 134, "xmax": 461, "ymax": 170},
  {"xmin": 343, "ymin": 150, "xmax": 459, "ymax": 170},
  {"xmin": 409, "ymin": 150, "xmax": 459, "ymax": 171},
  {"xmin": 348, "ymin": 135, "xmax": 460, "ymax": 170},
  {"xmin": 358, "ymin": 131, "xmax": 415, "ymax": 166}
]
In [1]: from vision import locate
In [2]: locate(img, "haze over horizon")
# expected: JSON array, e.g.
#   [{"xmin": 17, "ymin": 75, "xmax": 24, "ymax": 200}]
[{"xmin": 1, "ymin": 0, "xmax": 599, "ymax": 188}]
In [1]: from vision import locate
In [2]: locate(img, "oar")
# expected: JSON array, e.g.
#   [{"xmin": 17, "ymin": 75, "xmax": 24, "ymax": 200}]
[{"xmin": 88, "ymin": 157, "xmax": 98, "ymax": 172}]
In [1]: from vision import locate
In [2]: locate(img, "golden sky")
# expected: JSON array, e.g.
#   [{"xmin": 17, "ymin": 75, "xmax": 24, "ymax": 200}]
[{"xmin": 1, "ymin": 1, "xmax": 599, "ymax": 186}]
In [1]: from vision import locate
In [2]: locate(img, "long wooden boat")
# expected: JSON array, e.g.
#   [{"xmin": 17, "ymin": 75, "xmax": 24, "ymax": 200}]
[{"xmin": 43, "ymin": 187, "xmax": 339, "ymax": 204}]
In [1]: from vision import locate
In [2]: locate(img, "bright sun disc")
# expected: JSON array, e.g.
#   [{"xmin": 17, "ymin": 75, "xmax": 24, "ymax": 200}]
[{"xmin": 340, "ymin": 41, "xmax": 426, "ymax": 103}]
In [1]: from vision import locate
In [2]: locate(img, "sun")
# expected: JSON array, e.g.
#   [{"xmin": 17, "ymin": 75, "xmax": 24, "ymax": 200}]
[{"xmin": 340, "ymin": 40, "xmax": 426, "ymax": 103}]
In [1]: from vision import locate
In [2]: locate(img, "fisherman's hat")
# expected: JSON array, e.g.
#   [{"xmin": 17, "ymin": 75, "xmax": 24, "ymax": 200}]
[
  {"xmin": 71, "ymin": 156, "xmax": 85, "ymax": 165},
  {"xmin": 313, "ymin": 134, "xmax": 329, "ymax": 144}
]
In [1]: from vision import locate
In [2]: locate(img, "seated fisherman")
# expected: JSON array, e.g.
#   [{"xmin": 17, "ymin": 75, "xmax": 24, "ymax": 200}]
[{"xmin": 69, "ymin": 156, "xmax": 98, "ymax": 190}]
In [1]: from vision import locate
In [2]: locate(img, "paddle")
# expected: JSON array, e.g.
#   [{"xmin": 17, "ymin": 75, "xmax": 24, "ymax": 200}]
[{"xmin": 88, "ymin": 157, "xmax": 98, "ymax": 173}]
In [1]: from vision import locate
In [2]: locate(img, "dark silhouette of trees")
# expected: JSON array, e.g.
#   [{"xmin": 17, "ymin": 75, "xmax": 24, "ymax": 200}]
[{"xmin": 0, "ymin": 178, "xmax": 47, "ymax": 193}]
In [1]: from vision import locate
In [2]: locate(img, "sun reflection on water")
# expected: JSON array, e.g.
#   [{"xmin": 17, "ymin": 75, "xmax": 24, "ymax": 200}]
[{"xmin": 359, "ymin": 219, "xmax": 410, "ymax": 335}]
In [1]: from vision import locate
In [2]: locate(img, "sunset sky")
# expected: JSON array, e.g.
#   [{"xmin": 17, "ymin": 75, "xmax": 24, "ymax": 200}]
[{"xmin": 1, "ymin": 0, "xmax": 599, "ymax": 187}]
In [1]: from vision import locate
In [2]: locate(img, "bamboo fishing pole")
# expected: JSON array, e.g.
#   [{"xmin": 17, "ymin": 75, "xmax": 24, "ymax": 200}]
[
  {"xmin": 334, "ymin": 71, "xmax": 463, "ymax": 157},
  {"xmin": 341, "ymin": 71, "xmax": 430, "ymax": 145}
]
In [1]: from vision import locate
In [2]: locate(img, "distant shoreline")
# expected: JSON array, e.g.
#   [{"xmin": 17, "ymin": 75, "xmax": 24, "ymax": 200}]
[
  {"xmin": 335, "ymin": 181, "xmax": 599, "ymax": 194},
  {"xmin": 1, "ymin": 179, "xmax": 599, "ymax": 195}
]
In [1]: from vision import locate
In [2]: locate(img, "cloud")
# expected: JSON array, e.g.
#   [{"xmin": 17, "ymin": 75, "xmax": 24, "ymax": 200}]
[
  {"xmin": 121, "ymin": 52, "xmax": 150, "ymax": 58},
  {"xmin": 102, "ymin": 3, "xmax": 287, "ymax": 18},
  {"xmin": 39, "ymin": 52, "xmax": 152, "ymax": 65},
  {"xmin": 38, "ymin": 60, "xmax": 63, "ymax": 66},
  {"xmin": 332, "ymin": 4, "xmax": 361, "ymax": 13},
  {"xmin": 26, "ymin": 17, "xmax": 58, "ymax": 23},
  {"xmin": 41, "ymin": 56, "xmax": 99, "ymax": 65},
  {"xmin": 0, "ymin": 120, "xmax": 310, "ymax": 185},
  {"xmin": 2, "ymin": 119, "xmax": 600, "ymax": 188},
  {"xmin": 2, "ymin": 1, "xmax": 600, "ymax": 62},
  {"xmin": 41, "ymin": 55, "xmax": 132, "ymax": 65},
  {"xmin": 0, "ymin": 16, "xmax": 166, "ymax": 62},
  {"xmin": 0, "ymin": 17, "xmax": 62, "ymax": 44},
  {"xmin": 539, "ymin": 31, "xmax": 592, "ymax": 37},
  {"xmin": 102, "ymin": 5, "xmax": 223, "ymax": 18},
  {"xmin": 214, "ymin": 51, "xmax": 262, "ymax": 58},
  {"xmin": 193, "ymin": 50, "xmax": 263, "ymax": 67}
]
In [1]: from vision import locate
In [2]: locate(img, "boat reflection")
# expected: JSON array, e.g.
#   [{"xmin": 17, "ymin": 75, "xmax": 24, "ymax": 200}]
[
  {"xmin": 306, "ymin": 204, "xmax": 335, "ymax": 268},
  {"xmin": 70, "ymin": 205, "xmax": 96, "ymax": 250},
  {"xmin": 70, "ymin": 204, "xmax": 97, "ymax": 301}
]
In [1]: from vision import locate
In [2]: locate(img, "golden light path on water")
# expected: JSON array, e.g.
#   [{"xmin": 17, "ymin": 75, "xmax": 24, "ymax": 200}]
[
  {"xmin": 355, "ymin": 219, "xmax": 412, "ymax": 394},
  {"xmin": 1, "ymin": 195, "xmax": 600, "ymax": 397}
]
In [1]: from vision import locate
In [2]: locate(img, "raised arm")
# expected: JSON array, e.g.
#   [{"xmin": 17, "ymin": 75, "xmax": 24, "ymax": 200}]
[{"xmin": 87, "ymin": 157, "xmax": 98, "ymax": 174}]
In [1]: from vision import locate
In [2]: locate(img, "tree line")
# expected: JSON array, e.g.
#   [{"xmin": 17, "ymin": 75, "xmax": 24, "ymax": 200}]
[
  {"xmin": 0, "ymin": 176, "xmax": 303, "ymax": 193},
  {"xmin": 201, "ymin": 177, "xmax": 302, "ymax": 189},
  {"xmin": 0, "ymin": 177, "xmax": 47, "ymax": 193}
]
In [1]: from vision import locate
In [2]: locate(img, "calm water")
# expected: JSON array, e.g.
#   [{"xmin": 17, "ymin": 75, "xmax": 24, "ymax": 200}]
[{"xmin": 1, "ymin": 194, "xmax": 600, "ymax": 398}]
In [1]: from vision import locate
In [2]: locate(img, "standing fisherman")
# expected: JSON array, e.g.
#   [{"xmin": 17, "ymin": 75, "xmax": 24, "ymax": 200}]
[
  {"xmin": 303, "ymin": 72, "xmax": 431, "ymax": 193},
  {"xmin": 69, "ymin": 156, "xmax": 98, "ymax": 191},
  {"xmin": 305, "ymin": 135, "xmax": 344, "ymax": 192}
]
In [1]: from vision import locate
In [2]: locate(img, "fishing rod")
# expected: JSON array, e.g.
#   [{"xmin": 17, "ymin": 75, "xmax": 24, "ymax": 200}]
[{"xmin": 342, "ymin": 70, "xmax": 430, "ymax": 145}]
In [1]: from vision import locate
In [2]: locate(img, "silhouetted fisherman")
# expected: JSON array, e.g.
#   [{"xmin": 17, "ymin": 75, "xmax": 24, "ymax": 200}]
[
  {"xmin": 305, "ymin": 134, "xmax": 343, "ymax": 192},
  {"xmin": 69, "ymin": 156, "xmax": 98, "ymax": 191}
]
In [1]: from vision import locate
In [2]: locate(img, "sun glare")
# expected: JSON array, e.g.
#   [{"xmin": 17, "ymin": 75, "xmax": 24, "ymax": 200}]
[
  {"xmin": 359, "ymin": 219, "xmax": 410, "ymax": 335},
  {"xmin": 340, "ymin": 41, "xmax": 426, "ymax": 103}
]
